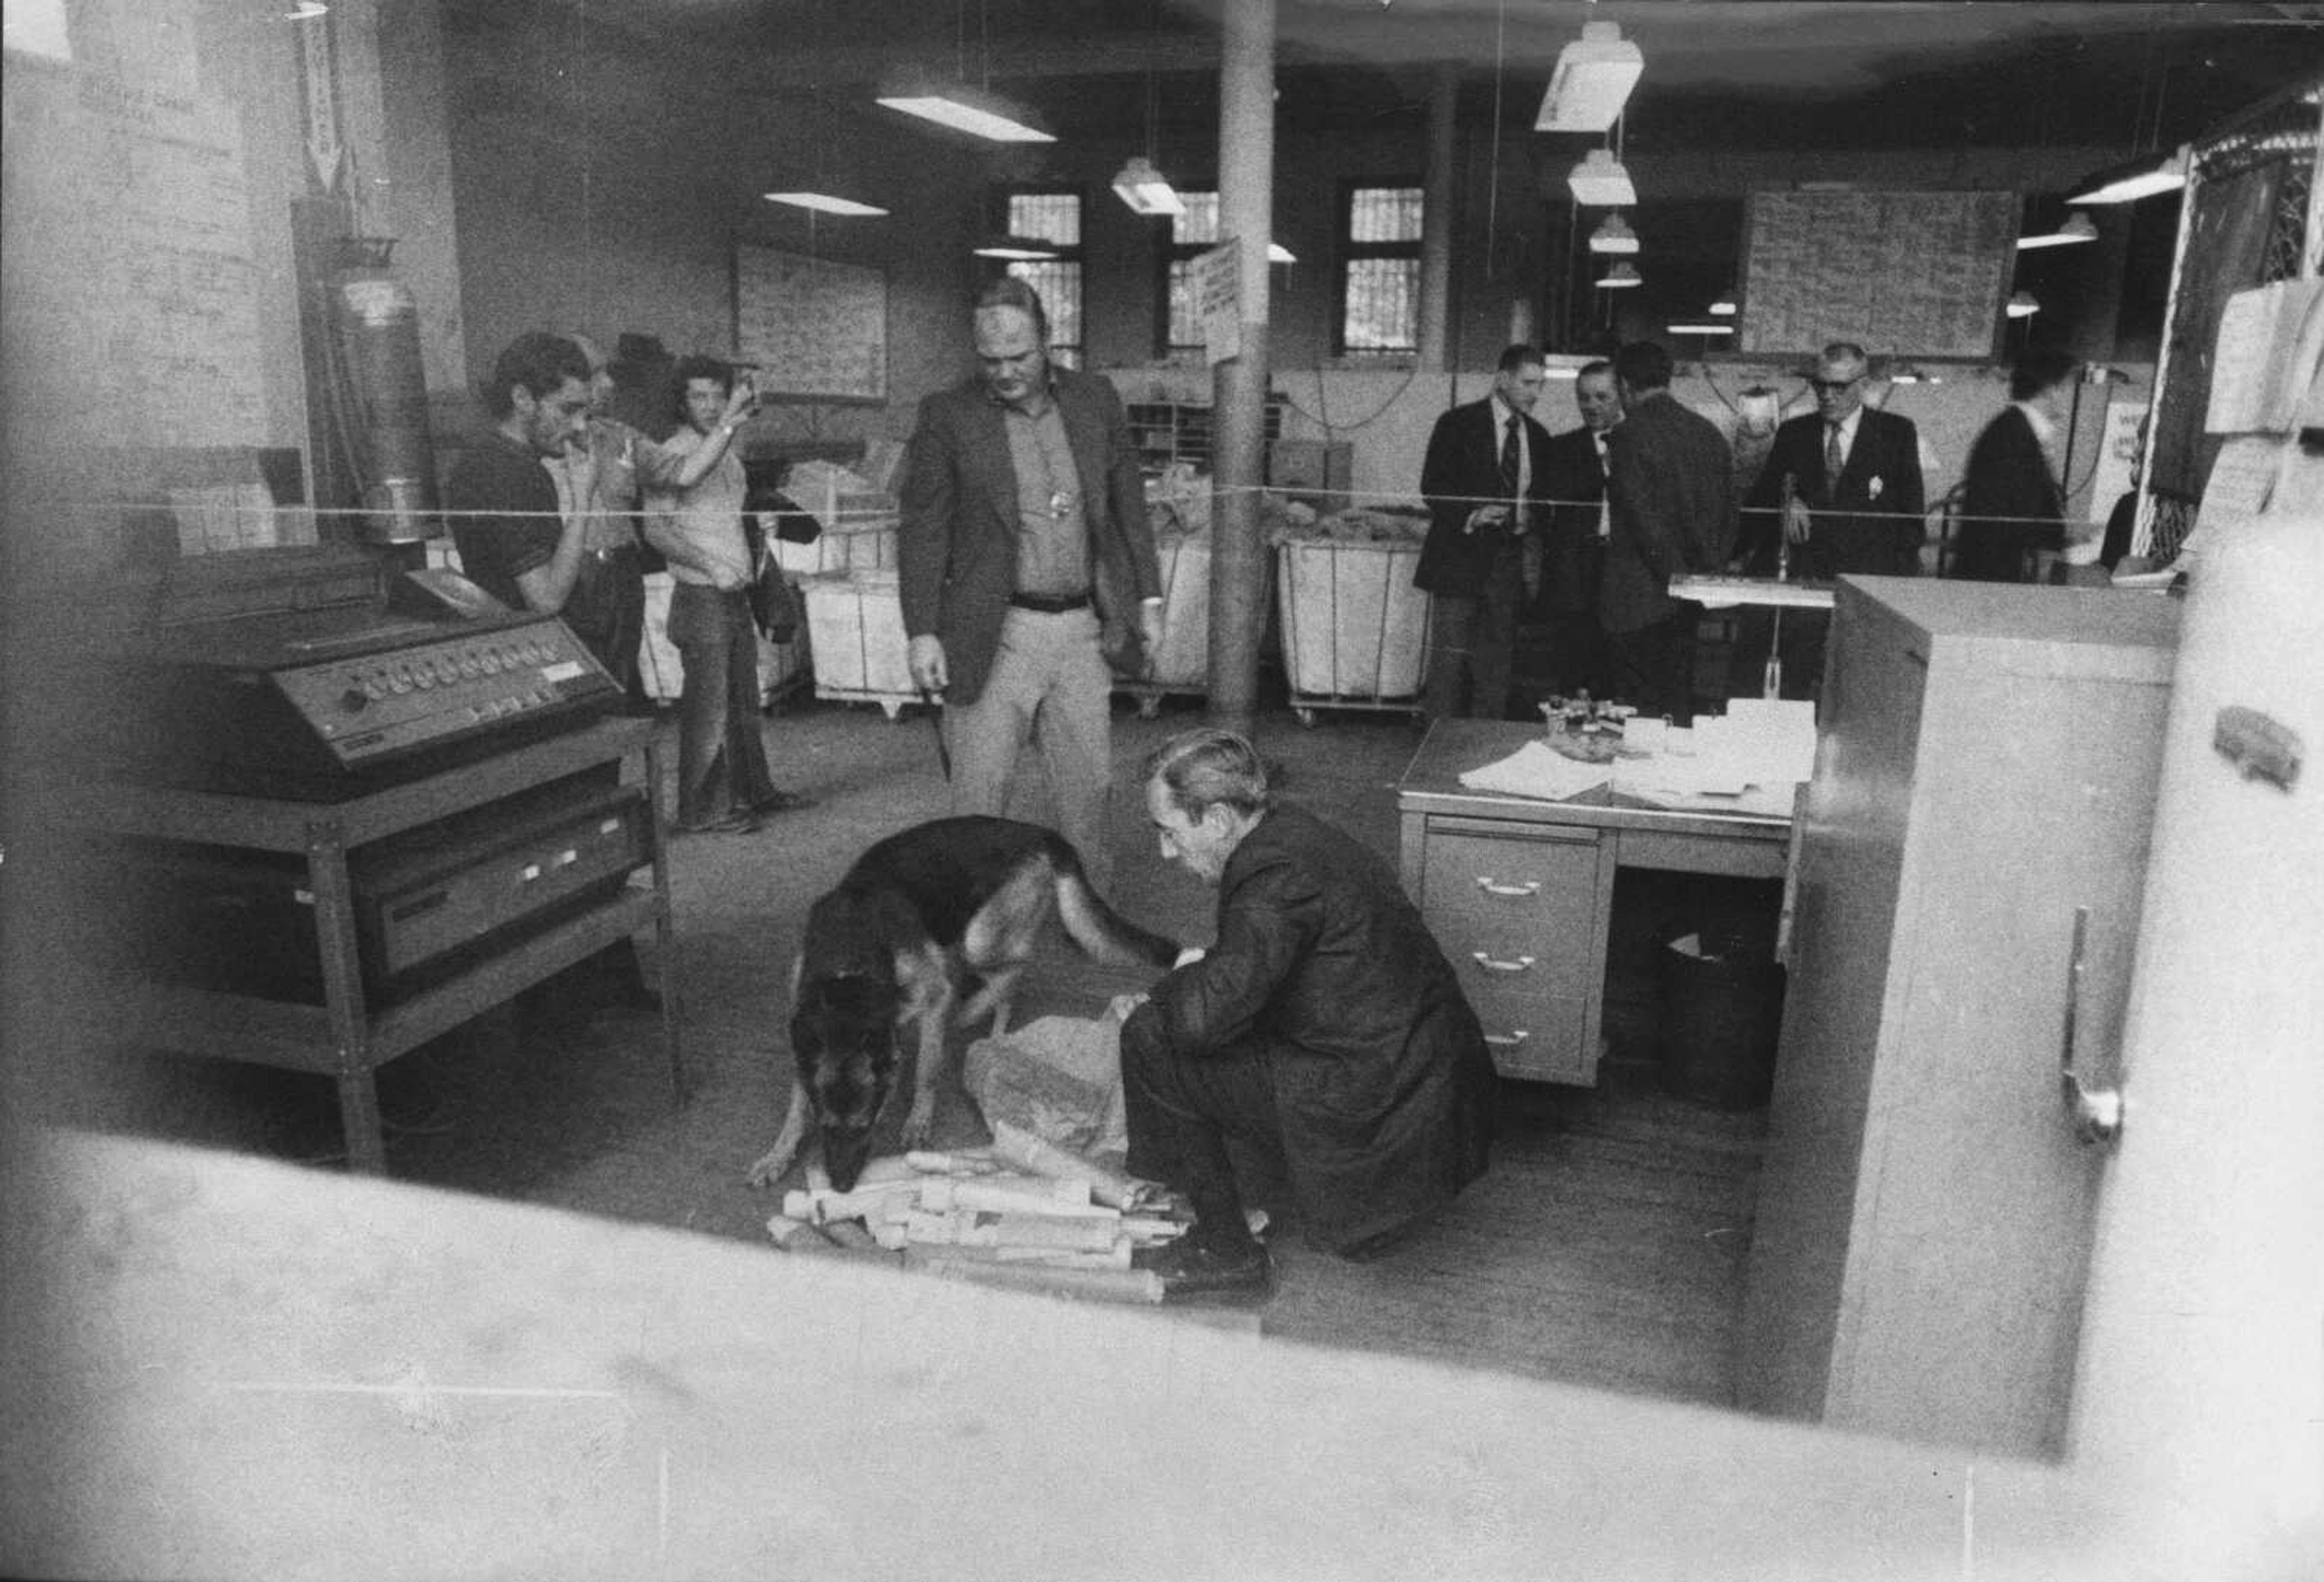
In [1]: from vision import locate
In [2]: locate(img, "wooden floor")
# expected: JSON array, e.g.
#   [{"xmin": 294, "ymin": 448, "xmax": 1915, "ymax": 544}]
[{"xmin": 31, "ymin": 700, "xmax": 1777, "ymax": 1415}]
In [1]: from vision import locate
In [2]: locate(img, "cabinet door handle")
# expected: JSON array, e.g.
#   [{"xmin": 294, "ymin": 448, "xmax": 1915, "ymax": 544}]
[
  {"xmin": 1475, "ymin": 877, "xmax": 1542, "ymax": 898},
  {"xmin": 1485, "ymin": 1029, "xmax": 1530, "ymax": 1049},
  {"xmin": 1469, "ymin": 951, "xmax": 1536, "ymax": 974},
  {"xmin": 2060, "ymin": 905, "xmax": 2125, "ymax": 1146}
]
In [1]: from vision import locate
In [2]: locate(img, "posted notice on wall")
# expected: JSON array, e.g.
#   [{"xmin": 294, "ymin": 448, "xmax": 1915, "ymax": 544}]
[
  {"xmin": 1197, "ymin": 238, "xmax": 1240, "ymax": 365},
  {"xmin": 2207, "ymin": 279, "xmax": 2324, "ymax": 435}
]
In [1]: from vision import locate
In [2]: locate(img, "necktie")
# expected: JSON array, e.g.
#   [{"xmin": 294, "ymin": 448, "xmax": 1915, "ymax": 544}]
[
  {"xmin": 1500, "ymin": 414, "xmax": 1521, "ymax": 498},
  {"xmin": 1824, "ymin": 422, "xmax": 1846, "ymax": 491},
  {"xmin": 1595, "ymin": 433, "xmax": 1612, "ymax": 539}
]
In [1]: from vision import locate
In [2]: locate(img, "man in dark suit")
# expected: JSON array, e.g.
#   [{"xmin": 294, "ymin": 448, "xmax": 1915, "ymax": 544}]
[
  {"xmin": 1415, "ymin": 343, "xmax": 1555, "ymax": 720},
  {"xmin": 1121, "ymin": 728, "xmax": 1496, "ymax": 1298},
  {"xmin": 899, "ymin": 276, "xmax": 1163, "ymax": 889},
  {"xmin": 1534, "ymin": 358, "xmax": 1621, "ymax": 698},
  {"xmin": 1734, "ymin": 341, "xmax": 1927, "ymax": 701},
  {"xmin": 1951, "ymin": 346, "xmax": 2078, "ymax": 583},
  {"xmin": 1601, "ymin": 340, "xmax": 1733, "ymax": 723}
]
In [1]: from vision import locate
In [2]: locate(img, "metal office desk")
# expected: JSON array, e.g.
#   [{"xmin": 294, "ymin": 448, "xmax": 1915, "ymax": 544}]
[{"xmin": 1397, "ymin": 719, "xmax": 1790, "ymax": 1085}]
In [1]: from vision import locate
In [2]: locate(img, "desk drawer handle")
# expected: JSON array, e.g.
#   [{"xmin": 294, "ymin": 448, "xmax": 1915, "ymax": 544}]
[
  {"xmin": 1470, "ymin": 951, "xmax": 1536, "ymax": 974},
  {"xmin": 1475, "ymin": 877, "xmax": 1542, "ymax": 898},
  {"xmin": 1485, "ymin": 1029, "xmax": 1529, "ymax": 1049}
]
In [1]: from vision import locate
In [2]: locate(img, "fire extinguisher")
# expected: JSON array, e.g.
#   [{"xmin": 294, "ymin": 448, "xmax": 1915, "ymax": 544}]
[{"xmin": 326, "ymin": 236, "xmax": 438, "ymax": 545}]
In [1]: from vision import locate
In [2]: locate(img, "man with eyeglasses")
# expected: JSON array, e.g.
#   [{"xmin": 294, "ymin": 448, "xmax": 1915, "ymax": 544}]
[{"xmin": 1735, "ymin": 342, "xmax": 1926, "ymax": 700}]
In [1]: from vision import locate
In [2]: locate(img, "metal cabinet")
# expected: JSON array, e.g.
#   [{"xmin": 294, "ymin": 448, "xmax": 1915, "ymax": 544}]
[
  {"xmin": 1416, "ymin": 816, "xmax": 1609, "ymax": 1081},
  {"xmin": 1738, "ymin": 577, "xmax": 2179, "ymax": 1457}
]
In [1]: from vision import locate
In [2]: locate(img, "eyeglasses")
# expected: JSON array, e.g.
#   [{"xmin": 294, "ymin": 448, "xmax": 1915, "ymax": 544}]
[{"xmin": 1808, "ymin": 376, "xmax": 1865, "ymax": 394}]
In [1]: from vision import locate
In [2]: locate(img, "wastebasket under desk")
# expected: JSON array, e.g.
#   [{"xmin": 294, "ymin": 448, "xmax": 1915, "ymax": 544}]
[
  {"xmin": 50, "ymin": 718, "xmax": 681, "ymax": 1174},
  {"xmin": 1396, "ymin": 719, "xmax": 1790, "ymax": 1084}
]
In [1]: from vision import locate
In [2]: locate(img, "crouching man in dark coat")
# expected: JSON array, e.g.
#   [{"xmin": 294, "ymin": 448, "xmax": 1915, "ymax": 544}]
[{"xmin": 1121, "ymin": 727, "xmax": 1496, "ymax": 1299}]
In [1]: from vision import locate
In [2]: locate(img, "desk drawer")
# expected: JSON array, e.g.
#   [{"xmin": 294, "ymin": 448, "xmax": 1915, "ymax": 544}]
[
  {"xmin": 1422, "ymin": 822, "xmax": 1604, "ymax": 931},
  {"xmin": 1459, "ymin": 971, "xmax": 1589, "ymax": 1081},
  {"xmin": 1436, "ymin": 919, "xmax": 1597, "ymax": 999}
]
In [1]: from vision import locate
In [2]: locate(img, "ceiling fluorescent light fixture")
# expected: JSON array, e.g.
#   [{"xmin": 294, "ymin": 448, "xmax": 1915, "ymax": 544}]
[
  {"xmin": 2068, "ymin": 148, "xmax": 2187, "ymax": 205},
  {"xmin": 1667, "ymin": 322, "xmax": 1735, "ymax": 335},
  {"xmin": 285, "ymin": 1, "xmax": 327, "ymax": 15},
  {"xmin": 1268, "ymin": 243, "xmax": 1296, "ymax": 264},
  {"xmin": 763, "ymin": 191, "xmax": 889, "ymax": 217},
  {"xmin": 876, "ymin": 81, "xmax": 1054, "ymax": 144},
  {"xmin": 1567, "ymin": 149, "xmax": 1636, "ymax": 208},
  {"xmin": 1536, "ymin": 20, "xmax": 1644, "ymax": 133},
  {"xmin": 1598, "ymin": 261, "xmax": 1643, "ymax": 289},
  {"xmin": 2016, "ymin": 209, "xmax": 2098, "ymax": 251},
  {"xmin": 1707, "ymin": 291, "xmax": 1737, "ymax": 317},
  {"xmin": 2006, "ymin": 290, "xmax": 2040, "ymax": 318},
  {"xmin": 1111, "ymin": 156, "xmax": 1184, "ymax": 217},
  {"xmin": 973, "ymin": 235, "xmax": 1060, "ymax": 260},
  {"xmin": 1589, "ymin": 214, "xmax": 1640, "ymax": 255}
]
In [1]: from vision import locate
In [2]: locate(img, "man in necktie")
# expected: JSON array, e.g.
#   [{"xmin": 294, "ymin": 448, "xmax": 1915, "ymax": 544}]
[
  {"xmin": 1415, "ymin": 344, "xmax": 1555, "ymax": 721},
  {"xmin": 1736, "ymin": 341, "xmax": 1928, "ymax": 702},
  {"xmin": 1535, "ymin": 358, "xmax": 1623, "ymax": 699}
]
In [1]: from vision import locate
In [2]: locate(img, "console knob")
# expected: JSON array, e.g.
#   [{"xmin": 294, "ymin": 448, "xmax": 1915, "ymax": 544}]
[{"xmin": 340, "ymin": 688, "xmax": 369, "ymax": 713}]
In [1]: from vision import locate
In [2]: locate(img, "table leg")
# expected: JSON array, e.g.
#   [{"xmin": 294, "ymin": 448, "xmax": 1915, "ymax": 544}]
[
  {"xmin": 304, "ymin": 818, "xmax": 386, "ymax": 1173},
  {"xmin": 642, "ymin": 732, "xmax": 685, "ymax": 1101}
]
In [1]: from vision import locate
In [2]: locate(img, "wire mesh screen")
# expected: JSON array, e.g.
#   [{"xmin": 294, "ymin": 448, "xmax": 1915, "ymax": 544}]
[
  {"xmin": 1348, "ymin": 186, "xmax": 1423, "ymax": 245},
  {"xmin": 1008, "ymin": 192, "xmax": 1081, "ymax": 246},
  {"xmin": 1341, "ymin": 186, "xmax": 1422, "ymax": 355},
  {"xmin": 1003, "ymin": 191, "xmax": 1083, "ymax": 366},
  {"xmin": 1342, "ymin": 258, "xmax": 1420, "ymax": 353},
  {"xmin": 1005, "ymin": 261, "xmax": 1082, "ymax": 366}
]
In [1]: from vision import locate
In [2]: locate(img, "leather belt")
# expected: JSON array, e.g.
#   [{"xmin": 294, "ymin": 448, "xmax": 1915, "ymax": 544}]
[
  {"xmin": 1008, "ymin": 590, "xmax": 1091, "ymax": 613},
  {"xmin": 586, "ymin": 543, "xmax": 645, "ymax": 564}
]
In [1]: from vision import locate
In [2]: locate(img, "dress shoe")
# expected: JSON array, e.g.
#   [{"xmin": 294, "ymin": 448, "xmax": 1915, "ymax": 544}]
[
  {"xmin": 1136, "ymin": 1236, "xmax": 1273, "ymax": 1302},
  {"xmin": 750, "ymin": 788, "xmax": 815, "ymax": 815}
]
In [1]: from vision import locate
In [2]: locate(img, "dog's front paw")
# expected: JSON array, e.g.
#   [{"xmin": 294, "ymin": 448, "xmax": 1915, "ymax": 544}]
[{"xmin": 745, "ymin": 1144, "xmax": 793, "ymax": 1190}]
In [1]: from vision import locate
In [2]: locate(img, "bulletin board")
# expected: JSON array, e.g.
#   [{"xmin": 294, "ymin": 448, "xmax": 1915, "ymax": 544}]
[
  {"xmin": 732, "ymin": 243, "xmax": 888, "ymax": 404},
  {"xmin": 1736, "ymin": 189, "xmax": 2018, "ymax": 361}
]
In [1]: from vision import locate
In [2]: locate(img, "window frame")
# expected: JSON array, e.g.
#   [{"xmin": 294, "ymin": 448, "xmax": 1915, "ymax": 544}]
[
  {"xmin": 991, "ymin": 185, "xmax": 1088, "ymax": 367},
  {"xmin": 1333, "ymin": 178, "xmax": 1425, "ymax": 361}
]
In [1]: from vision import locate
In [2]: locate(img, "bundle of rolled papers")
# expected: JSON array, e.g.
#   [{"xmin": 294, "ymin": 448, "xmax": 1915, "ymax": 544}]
[{"xmin": 764, "ymin": 1122, "xmax": 1188, "ymax": 1303}]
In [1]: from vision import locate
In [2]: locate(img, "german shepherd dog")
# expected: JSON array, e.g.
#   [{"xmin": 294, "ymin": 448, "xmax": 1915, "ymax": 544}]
[{"xmin": 746, "ymin": 816, "xmax": 1177, "ymax": 1193}]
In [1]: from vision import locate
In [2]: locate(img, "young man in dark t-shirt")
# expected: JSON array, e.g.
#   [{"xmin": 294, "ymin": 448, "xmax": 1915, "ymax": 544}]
[
  {"xmin": 442, "ymin": 333, "xmax": 654, "ymax": 1020},
  {"xmin": 445, "ymin": 333, "xmax": 593, "ymax": 614}
]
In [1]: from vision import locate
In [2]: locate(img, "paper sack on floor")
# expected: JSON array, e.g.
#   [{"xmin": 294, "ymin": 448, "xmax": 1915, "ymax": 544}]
[{"xmin": 961, "ymin": 1009, "xmax": 1132, "ymax": 1163}]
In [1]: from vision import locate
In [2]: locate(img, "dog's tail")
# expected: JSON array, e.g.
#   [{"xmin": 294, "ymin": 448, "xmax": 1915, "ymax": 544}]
[{"xmin": 1047, "ymin": 842, "xmax": 1178, "ymax": 971}]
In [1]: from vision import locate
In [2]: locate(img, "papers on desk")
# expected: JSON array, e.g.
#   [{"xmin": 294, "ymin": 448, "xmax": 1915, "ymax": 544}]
[
  {"xmin": 1618, "ymin": 699, "xmax": 1819, "ymax": 815},
  {"xmin": 1457, "ymin": 700, "xmax": 1819, "ymax": 813},
  {"xmin": 1669, "ymin": 575, "xmax": 1836, "ymax": 610},
  {"xmin": 1459, "ymin": 740, "xmax": 1613, "ymax": 801}
]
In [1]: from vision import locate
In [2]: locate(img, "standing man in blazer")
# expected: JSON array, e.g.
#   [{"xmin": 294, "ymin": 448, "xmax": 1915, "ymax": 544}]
[
  {"xmin": 1951, "ymin": 347, "xmax": 2078, "ymax": 583},
  {"xmin": 900, "ymin": 276, "xmax": 1164, "ymax": 889},
  {"xmin": 1601, "ymin": 340, "xmax": 1733, "ymax": 723},
  {"xmin": 1735, "ymin": 341, "xmax": 1926, "ymax": 701},
  {"xmin": 1415, "ymin": 343, "xmax": 1555, "ymax": 721},
  {"xmin": 1535, "ymin": 358, "xmax": 1622, "ymax": 699}
]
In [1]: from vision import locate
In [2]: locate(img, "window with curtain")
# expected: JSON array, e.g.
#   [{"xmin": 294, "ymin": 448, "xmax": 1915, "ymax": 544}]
[
  {"xmin": 1336, "ymin": 183, "xmax": 1423, "ymax": 358},
  {"xmin": 1000, "ymin": 188, "xmax": 1084, "ymax": 367}
]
